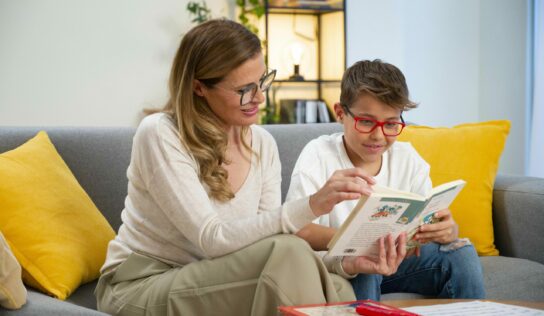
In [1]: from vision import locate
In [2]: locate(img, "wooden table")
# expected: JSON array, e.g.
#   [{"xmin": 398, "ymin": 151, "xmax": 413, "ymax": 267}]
[{"xmin": 383, "ymin": 299, "xmax": 544, "ymax": 310}]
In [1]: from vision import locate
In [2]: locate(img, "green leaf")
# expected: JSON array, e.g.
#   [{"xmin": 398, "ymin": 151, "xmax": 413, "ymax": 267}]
[
  {"xmin": 235, "ymin": 0, "xmax": 263, "ymax": 37},
  {"xmin": 254, "ymin": 6, "xmax": 265, "ymax": 17},
  {"xmin": 187, "ymin": 3, "xmax": 197, "ymax": 13},
  {"xmin": 186, "ymin": 0, "xmax": 212, "ymax": 24}
]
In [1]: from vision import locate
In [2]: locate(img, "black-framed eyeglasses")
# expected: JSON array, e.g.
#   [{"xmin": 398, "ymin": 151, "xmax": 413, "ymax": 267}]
[
  {"xmin": 201, "ymin": 69, "xmax": 276, "ymax": 106},
  {"xmin": 343, "ymin": 105, "xmax": 406, "ymax": 136},
  {"xmin": 234, "ymin": 69, "xmax": 276, "ymax": 106}
]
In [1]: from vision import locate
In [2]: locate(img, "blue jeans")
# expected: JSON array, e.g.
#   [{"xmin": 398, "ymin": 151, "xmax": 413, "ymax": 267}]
[{"xmin": 349, "ymin": 242, "xmax": 485, "ymax": 300}]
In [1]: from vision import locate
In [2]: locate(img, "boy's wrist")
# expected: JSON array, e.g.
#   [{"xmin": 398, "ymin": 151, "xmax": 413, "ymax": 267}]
[{"xmin": 449, "ymin": 223, "xmax": 459, "ymax": 242}]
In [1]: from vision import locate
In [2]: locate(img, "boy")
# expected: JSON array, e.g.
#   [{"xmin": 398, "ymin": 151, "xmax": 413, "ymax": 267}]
[{"xmin": 286, "ymin": 59, "xmax": 485, "ymax": 300}]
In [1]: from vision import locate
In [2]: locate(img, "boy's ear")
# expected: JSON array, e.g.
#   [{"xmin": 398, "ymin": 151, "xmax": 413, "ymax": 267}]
[
  {"xmin": 193, "ymin": 79, "xmax": 205, "ymax": 97},
  {"xmin": 334, "ymin": 102, "xmax": 345, "ymax": 122}
]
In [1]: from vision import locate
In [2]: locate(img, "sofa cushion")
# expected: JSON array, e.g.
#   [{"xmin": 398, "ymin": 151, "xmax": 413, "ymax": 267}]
[
  {"xmin": 492, "ymin": 175, "xmax": 544, "ymax": 265},
  {"xmin": 479, "ymin": 256, "xmax": 544, "ymax": 301},
  {"xmin": 263, "ymin": 123, "xmax": 343, "ymax": 201},
  {"xmin": 0, "ymin": 127, "xmax": 136, "ymax": 233},
  {"xmin": 397, "ymin": 121, "xmax": 510, "ymax": 256},
  {"xmin": 0, "ymin": 131, "xmax": 115, "ymax": 300},
  {"xmin": 65, "ymin": 281, "xmax": 98, "ymax": 310}
]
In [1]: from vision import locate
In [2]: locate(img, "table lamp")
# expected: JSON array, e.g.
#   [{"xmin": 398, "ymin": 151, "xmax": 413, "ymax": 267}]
[{"xmin": 288, "ymin": 41, "xmax": 305, "ymax": 81}]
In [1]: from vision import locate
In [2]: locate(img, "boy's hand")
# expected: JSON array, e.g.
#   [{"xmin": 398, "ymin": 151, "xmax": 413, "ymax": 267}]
[
  {"xmin": 342, "ymin": 233, "xmax": 407, "ymax": 276},
  {"xmin": 415, "ymin": 209, "xmax": 458, "ymax": 244},
  {"xmin": 309, "ymin": 168, "xmax": 375, "ymax": 216}
]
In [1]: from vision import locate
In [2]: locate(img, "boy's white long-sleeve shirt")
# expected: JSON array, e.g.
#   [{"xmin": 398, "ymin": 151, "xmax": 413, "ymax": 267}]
[
  {"xmin": 285, "ymin": 133, "xmax": 432, "ymax": 278},
  {"xmin": 101, "ymin": 113, "xmax": 316, "ymax": 274}
]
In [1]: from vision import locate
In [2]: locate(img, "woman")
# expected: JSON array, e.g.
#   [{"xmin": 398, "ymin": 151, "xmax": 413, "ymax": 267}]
[{"xmin": 95, "ymin": 19, "xmax": 374, "ymax": 315}]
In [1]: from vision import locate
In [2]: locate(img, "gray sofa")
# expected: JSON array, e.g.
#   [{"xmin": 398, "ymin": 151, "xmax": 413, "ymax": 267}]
[{"xmin": 1, "ymin": 123, "xmax": 543, "ymax": 315}]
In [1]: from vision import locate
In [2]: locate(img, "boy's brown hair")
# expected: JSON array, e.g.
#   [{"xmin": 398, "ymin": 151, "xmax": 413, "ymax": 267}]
[{"xmin": 340, "ymin": 59, "xmax": 418, "ymax": 111}]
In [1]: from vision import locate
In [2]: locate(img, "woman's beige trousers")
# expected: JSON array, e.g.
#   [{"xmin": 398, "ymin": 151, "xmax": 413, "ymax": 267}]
[{"xmin": 95, "ymin": 235, "xmax": 355, "ymax": 316}]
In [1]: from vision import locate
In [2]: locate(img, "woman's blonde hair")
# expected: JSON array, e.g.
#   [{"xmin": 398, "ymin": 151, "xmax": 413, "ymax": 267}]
[{"xmin": 162, "ymin": 19, "xmax": 261, "ymax": 201}]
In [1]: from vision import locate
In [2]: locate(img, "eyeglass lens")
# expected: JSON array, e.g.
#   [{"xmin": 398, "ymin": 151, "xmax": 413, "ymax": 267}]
[{"xmin": 240, "ymin": 70, "xmax": 276, "ymax": 106}]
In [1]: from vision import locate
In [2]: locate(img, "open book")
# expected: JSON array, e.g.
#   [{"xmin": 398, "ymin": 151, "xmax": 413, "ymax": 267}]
[{"xmin": 327, "ymin": 179, "xmax": 466, "ymax": 257}]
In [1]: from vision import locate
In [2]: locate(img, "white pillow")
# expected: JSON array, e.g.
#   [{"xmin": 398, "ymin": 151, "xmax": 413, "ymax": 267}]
[{"xmin": 0, "ymin": 231, "xmax": 27, "ymax": 310}]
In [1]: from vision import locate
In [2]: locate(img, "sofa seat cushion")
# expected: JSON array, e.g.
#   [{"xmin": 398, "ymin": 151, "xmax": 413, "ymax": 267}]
[
  {"xmin": 65, "ymin": 281, "xmax": 98, "ymax": 310},
  {"xmin": 0, "ymin": 290, "xmax": 107, "ymax": 316},
  {"xmin": 379, "ymin": 256, "xmax": 544, "ymax": 301},
  {"xmin": 480, "ymin": 256, "xmax": 544, "ymax": 301}
]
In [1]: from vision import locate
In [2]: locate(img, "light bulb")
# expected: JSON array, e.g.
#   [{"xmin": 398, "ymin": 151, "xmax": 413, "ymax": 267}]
[{"xmin": 289, "ymin": 41, "xmax": 305, "ymax": 65}]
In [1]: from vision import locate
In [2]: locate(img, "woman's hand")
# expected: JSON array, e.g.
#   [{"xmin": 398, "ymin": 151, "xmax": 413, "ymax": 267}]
[
  {"xmin": 342, "ymin": 233, "xmax": 407, "ymax": 276},
  {"xmin": 309, "ymin": 168, "xmax": 375, "ymax": 217},
  {"xmin": 415, "ymin": 209, "xmax": 458, "ymax": 245}
]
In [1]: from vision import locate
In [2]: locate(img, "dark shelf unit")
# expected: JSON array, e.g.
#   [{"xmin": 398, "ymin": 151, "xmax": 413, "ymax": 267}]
[
  {"xmin": 274, "ymin": 79, "xmax": 341, "ymax": 83},
  {"xmin": 263, "ymin": 0, "xmax": 346, "ymax": 124},
  {"xmin": 267, "ymin": 7, "xmax": 344, "ymax": 14}
]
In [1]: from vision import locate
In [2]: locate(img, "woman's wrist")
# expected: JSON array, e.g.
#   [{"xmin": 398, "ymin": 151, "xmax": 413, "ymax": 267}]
[
  {"xmin": 340, "ymin": 257, "xmax": 351, "ymax": 274},
  {"xmin": 337, "ymin": 256, "xmax": 357, "ymax": 279},
  {"xmin": 309, "ymin": 193, "xmax": 326, "ymax": 217}
]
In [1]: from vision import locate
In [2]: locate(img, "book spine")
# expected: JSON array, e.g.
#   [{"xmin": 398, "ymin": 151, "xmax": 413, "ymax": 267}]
[
  {"xmin": 295, "ymin": 100, "xmax": 306, "ymax": 124},
  {"xmin": 317, "ymin": 100, "xmax": 331, "ymax": 123},
  {"xmin": 305, "ymin": 100, "xmax": 318, "ymax": 123}
]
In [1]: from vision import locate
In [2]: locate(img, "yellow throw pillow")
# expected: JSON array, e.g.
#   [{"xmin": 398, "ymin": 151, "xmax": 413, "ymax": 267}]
[
  {"xmin": 397, "ymin": 120, "xmax": 510, "ymax": 256},
  {"xmin": 0, "ymin": 131, "xmax": 115, "ymax": 300}
]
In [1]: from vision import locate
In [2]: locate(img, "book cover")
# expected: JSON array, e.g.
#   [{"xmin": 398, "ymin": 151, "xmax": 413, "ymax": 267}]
[
  {"xmin": 327, "ymin": 179, "xmax": 466, "ymax": 258},
  {"xmin": 279, "ymin": 99, "xmax": 332, "ymax": 124},
  {"xmin": 278, "ymin": 299, "xmax": 366, "ymax": 316},
  {"xmin": 295, "ymin": 100, "xmax": 306, "ymax": 124},
  {"xmin": 279, "ymin": 299, "xmax": 419, "ymax": 316}
]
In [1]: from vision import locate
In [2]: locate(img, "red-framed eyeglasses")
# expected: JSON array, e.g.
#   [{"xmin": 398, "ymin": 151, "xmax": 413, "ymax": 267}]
[{"xmin": 343, "ymin": 105, "xmax": 406, "ymax": 136}]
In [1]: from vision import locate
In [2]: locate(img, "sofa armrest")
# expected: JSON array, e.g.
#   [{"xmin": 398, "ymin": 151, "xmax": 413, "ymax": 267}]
[{"xmin": 492, "ymin": 174, "xmax": 544, "ymax": 264}]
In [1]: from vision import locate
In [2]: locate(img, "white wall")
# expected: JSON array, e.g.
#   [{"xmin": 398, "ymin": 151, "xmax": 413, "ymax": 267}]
[
  {"xmin": 0, "ymin": 0, "xmax": 232, "ymax": 127},
  {"xmin": 1, "ymin": 0, "xmax": 532, "ymax": 175},
  {"xmin": 479, "ymin": 0, "xmax": 530, "ymax": 175},
  {"xmin": 346, "ymin": 0, "xmax": 530, "ymax": 175}
]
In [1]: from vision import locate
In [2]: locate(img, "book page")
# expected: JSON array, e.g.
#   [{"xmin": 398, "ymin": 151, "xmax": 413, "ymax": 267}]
[
  {"xmin": 403, "ymin": 301, "xmax": 544, "ymax": 316},
  {"xmin": 404, "ymin": 181, "xmax": 466, "ymax": 250},
  {"xmin": 373, "ymin": 185, "xmax": 424, "ymax": 200},
  {"xmin": 327, "ymin": 180, "xmax": 465, "ymax": 258},
  {"xmin": 419, "ymin": 181, "xmax": 466, "ymax": 220},
  {"xmin": 327, "ymin": 196, "xmax": 426, "ymax": 257}
]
